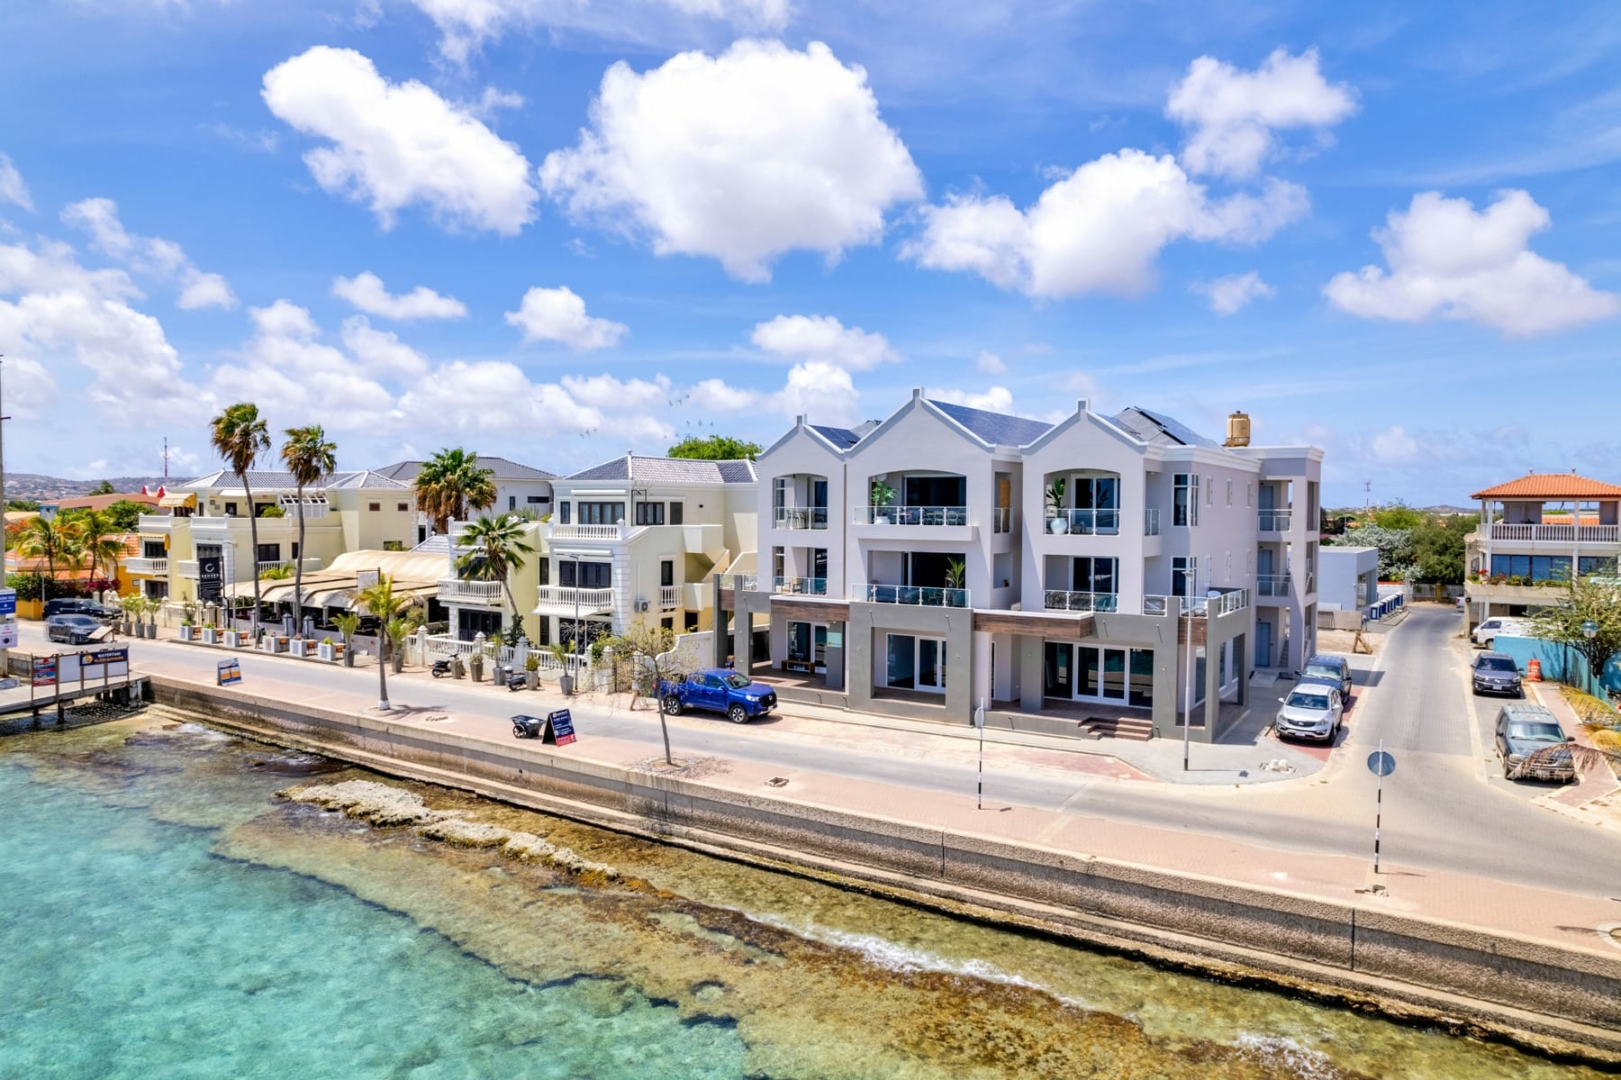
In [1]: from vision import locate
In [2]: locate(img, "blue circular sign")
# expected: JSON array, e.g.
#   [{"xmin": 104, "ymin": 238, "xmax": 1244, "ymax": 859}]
[{"xmin": 1366, "ymin": 751, "xmax": 1397, "ymax": 777}]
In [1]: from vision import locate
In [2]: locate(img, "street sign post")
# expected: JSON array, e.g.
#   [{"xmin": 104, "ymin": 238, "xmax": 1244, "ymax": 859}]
[
  {"xmin": 974, "ymin": 698, "xmax": 986, "ymax": 810},
  {"xmin": 1365, "ymin": 741, "xmax": 1396, "ymax": 875}
]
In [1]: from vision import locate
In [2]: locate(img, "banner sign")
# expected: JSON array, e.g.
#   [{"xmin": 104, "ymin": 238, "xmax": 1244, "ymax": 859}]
[
  {"xmin": 0, "ymin": 589, "xmax": 16, "ymax": 616},
  {"xmin": 82, "ymin": 647, "xmax": 130, "ymax": 668},
  {"xmin": 355, "ymin": 569, "xmax": 381, "ymax": 590},
  {"xmin": 217, "ymin": 658, "xmax": 243, "ymax": 687},
  {"xmin": 197, "ymin": 545, "xmax": 224, "ymax": 603},
  {"xmin": 544, "ymin": 709, "xmax": 577, "ymax": 746},
  {"xmin": 31, "ymin": 656, "xmax": 58, "ymax": 687}
]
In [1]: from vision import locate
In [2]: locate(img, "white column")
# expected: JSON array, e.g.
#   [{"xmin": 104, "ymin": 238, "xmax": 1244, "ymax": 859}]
[{"xmin": 972, "ymin": 629, "xmax": 993, "ymax": 706}]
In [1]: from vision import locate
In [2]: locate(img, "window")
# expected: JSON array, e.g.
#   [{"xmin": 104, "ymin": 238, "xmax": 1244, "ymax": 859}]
[
  {"xmin": 537, "ymin": 560, "xmax": 550, "ymax": 586},
  {"xmin": 509, "ymin": 495, "xmax": 516, "ymax": 510},
  {"xmin": 398, "ymin": 502, "xmax": 409, "ymax": 512},
  {"xmin": 660, "ymin": 560, "xmax": 674, "ymax": 588},
  {"xmin": 1071, "ymin": 557, "xmax": 1118, "ymax": 595},
  {"xmin": 684, "ymin": 611, "xmax": 700, "ymax": 632},
  {"xmin": 636, "ymin": 502, "xmax": 665, "ymax": 526},
  {"xmin": 1172, "ymin": 556, "xmax": 1194, "ymax": 597},
  {"xmin": 142, "ymin": 540, "xmax": 165, "ymax": 559},
  {"xmin": 291, "ymin": 542, "xmax": 300, "ymax": 560},
  {"xmin": 577, "ymin": 502, "xmax": 624, "ymax": 525},
  {"xmin": 661, "ymin": 617, "xmax": 674, "ymax": 631},
  {"xmin": 558, "ymin": 502, "xmax": 571, "ymax": 524},
  {"xmin": 773, "ymin": 477, "xmax": 788, "ymax": 514},
  {"xmin": 368, "ymin": 502, "xmax": 381, "ymax": 512},
  {"xmin": 1225, "ymin": 479, "xmax": 1233, "ymax": 507},
  {"xmin": 1173, "ymin": 474, "xmax": 1199, "ymax": 527},
  {"xmin": 772, "ymin": 546, "xmax": 785, "ymax": 582},
  {"xmin": 1206, "ymin": 476, "xmax": 1214, "ymax": 505},
  {"xmin": 669, "ymin": 502, "xmax": 684, "ymax": 525},
  {"xmin": 225, "ymin": 502, "xmax": 239, "ymax": 517},
  {"xmin": 1490, "ymin": 555, "xmax": 1572, "ymax": 582},
  {"xmin": 255, "ymin": 543, "xmax": 281, "ymax": 565},
  {"xmin": 560, "ymin": 561, "xmax": 612, "ymax": 588},
  {"xmin": 526, "ymin": 495, "xmax": 546, "ymax": 504},
  {"xmin": 1580, "ymin": 556, "xmax": 1617, "ymax": 576},
  {"xmin": 534, "ymin": 618, "xmax": 550, "ymax": 646}
]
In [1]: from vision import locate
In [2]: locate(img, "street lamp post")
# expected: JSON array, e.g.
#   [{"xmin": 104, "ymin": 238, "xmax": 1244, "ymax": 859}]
[
  {"xmin": 1581, "ymin": 619, "xmax": 1599, "ymax": 688},
  {"xmin": 1183, "ymin": 603, "xmax": 1194, "ymax": 771}
]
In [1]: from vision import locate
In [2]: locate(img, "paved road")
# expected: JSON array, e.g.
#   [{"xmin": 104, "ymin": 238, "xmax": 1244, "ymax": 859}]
[{"xmin": 23, "ymin": 614, "xmax": 1621, "ymax": 897}]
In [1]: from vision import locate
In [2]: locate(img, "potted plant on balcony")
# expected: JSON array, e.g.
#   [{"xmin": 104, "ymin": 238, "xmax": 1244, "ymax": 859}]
[
  {"xmin": 1046, "ymin": 478, "xmax": 1068, "ymax": 534},
  {"xmin": 871, "ymin": 480, "xmax": 896, "ymax": 525},
  {"xmin": 945, "ymin": 558, "xmax": 966, "ymax": 599}
]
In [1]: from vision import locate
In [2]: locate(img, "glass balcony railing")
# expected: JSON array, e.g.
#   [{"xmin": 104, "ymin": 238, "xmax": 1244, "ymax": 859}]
[
  {"xmin": 1044, "ymin": 508, "xmax": 1120, "ymax": 535},
  {"xmin": 1258, "ymin": 510, "xmax": 1292, "ymax": 532},
  {"xmin": 716, "ymin": 573, "xmax": 757, "ymax": 591},
  {"xmin": 857, "ymin": 584, "xmax": 970, "ymax": 608},
  {"xmin": 1043, "ymin": 590, "xmax": 1119, "ymax": 612},
  {"xmin": 1144, "ymin": 508, "xmax": 1161, "ymax": 536},
  {"xmin": 1256, "ymin": 574, "xmax": 1291, "ymax": 597},
  {"xmin": 855, "ymin": 505, "xmax": 970, "ymax": 526},
  {"xmin": 773, "ymin": 576, "xmax": 828, "ymax": 596},
  {"xmin": 773, "ymin": 507, "xmax": 829, "ymax": 530},
  {"xmin": 1143, "ymin": 590, "xmax": 1250, "ymax": 617}
]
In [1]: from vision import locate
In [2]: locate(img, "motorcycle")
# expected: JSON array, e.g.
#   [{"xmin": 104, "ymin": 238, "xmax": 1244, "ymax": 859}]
[
  {"xmin": 505, "ymin": 670, "xmax": 528, "ymax": 692},
  {"xmin": 431, "ymin": 658, "xmax": 453, "ymax": 678}
]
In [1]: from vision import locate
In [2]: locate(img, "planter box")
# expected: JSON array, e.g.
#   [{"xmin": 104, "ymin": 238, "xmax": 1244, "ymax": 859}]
[
  {"xmin": 289, "ymin": 639, "xmax": 311, "ymax": 658},
  {"xmin": 179, "ymin": 625, "xmax": 195, "ymax": 643},
  {"xmin": 318, "ymin": 643, "xmax": 336, "ymax": 662},
  {"xmin": 201, "ymin": 628, "xmax": 219, "ymax": 645}
]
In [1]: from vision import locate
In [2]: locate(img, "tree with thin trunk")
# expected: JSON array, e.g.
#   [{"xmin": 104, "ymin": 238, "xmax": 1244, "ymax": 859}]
[
  {"xmin": 356, "ymin": 574, "xmax": 414, "ymax": 711},
  {"xmin": 73, "ymin": 510, "xmax": 126, "ymax": 591},
  {"xmin": 280, "ymin": 425, "xmax": 337, "ymax": 635},
  {"xmin": 16, "ymin": 516, "xmax": 82, "ymax": 601},
  {"xmin": 454, "ymin": 512, "xmax": 535, "ymax": 643},
  {"xmin": 605, "ymin": 620, "xmax": 678, "ymax": 762},
  {"xmin": 210, "ymin": 403, "xmax": 271, "ymax": 627},
  {"xmin": 415, "ymin": 448, "xmax": 497, "ymax": 535},
  {"xmin": 1528, "ymin": 573, "xmax": 1621, "ymax": 686}
]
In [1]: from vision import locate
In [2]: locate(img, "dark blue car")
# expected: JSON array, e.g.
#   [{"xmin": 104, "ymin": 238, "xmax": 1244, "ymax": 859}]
[{"xmin": 659, "ymin": 668, "xmax": 777, "ymax": 724}]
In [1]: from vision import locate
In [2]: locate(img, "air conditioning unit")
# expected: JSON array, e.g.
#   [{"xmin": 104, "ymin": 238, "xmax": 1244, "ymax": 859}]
[{"xmin": 636, "ymin": 600, "xmax": 650, "ymax": 612}]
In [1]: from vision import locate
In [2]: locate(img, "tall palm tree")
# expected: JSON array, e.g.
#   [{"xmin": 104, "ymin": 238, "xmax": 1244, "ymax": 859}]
[
  {"xmin": 280, "ymin": 425, "xmax": 337, "ymax": 633},
  {"xmin": 16, "ymin": 516, "xmax": 84, "ymax": 600},
  {"xmin": 415, "ymin": 448, "xmax": 497, "ymax": 534},
  {"xmin": 76, "ymin": 510, "xmax": 126, "ymax": 590},
  {"xmin": 210, "ymin": 402, "xmax": 271, "ymax": 620},
  {"xmin": 356, "ymin": 574, "xmax": 413, "ymax": 711},
  {"xmin": 454, "ymin": 512, "xmax": 535, "ymax": 642}
]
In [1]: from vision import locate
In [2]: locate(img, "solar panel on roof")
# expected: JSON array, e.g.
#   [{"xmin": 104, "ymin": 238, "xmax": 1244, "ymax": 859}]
[{"xmin": 1134, "ymin": 408, "xmax": 1218, "ymax": 448}]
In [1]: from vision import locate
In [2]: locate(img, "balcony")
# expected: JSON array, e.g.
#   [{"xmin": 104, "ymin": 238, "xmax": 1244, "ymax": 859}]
[
  {"xmin": 534, "ymin": 587, "xmax": 615, "ymax": 614},
  {"xmin": 176, "ymin": 560, "xmax": 200, "ymax": 578},
  {"xmin": 125, "ymin": 557, "xmax": 168, "ymax": 575},
  {"xmin": 258, "ymin": 558, "xmax": 321, "ymax": 576},
  {"xmin": 1044, "ymin": 508, "xmax": 1121, "ymax": 536},
  {"xmin": 856, "ymin": 583, "xmax": 969, "ymax": 608},
  {"xmin": 1258, "ymin": 510, "xmax": 1292, "ymax": 532},
  {"xmin": 659, "ymin": 584, "xmax": 681, "ymax": 608},
  {"xmin": 1143, "ymin": 590, "xmax": 1250, "ymax": 617},
  {"xmin": 855, "ymin": 505, "xmax": 969, "ymax": 526},
  {"xmin": 773, "ymin": 507, "xmax": 829, "ymax": 531},
  {"xmin": 438, "ymin": 579, "xmax": 505, "ymax": 605},
  {"xmin": 548, "ymin": 523, "xmax": 626, "ymax": 542},
  {"xmin": 717, "ymin": 572, "xmax": 757, "ymax": 591},
  {"xmin": 1486, "ymin": 523, "xmax": 1621, "ymax": 544},
  {"xmin": 773, "ymin": 576, "xmax": 828, "ymax": 596},
  {"xmin": 137, "ymin": 514, "xmax": 173, "ymax": 533},
  {"xmin": 1043, "ymin": 590, "xmax": 1118, "ymax": 613},
  {"xmin": 1256, "ymin": 574, "xmax": 1292, "ymax": 597}
]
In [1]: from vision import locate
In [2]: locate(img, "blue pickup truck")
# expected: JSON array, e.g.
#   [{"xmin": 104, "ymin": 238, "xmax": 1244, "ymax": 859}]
[{"xmin": 658, "ymin": 668, "xmax": 778, "ymax": 724}]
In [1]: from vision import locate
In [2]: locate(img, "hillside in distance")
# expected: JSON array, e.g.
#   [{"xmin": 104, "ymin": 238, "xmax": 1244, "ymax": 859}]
[{"xmin": 4, "ymin": 473, "xmax": 177, "ymax": 501}]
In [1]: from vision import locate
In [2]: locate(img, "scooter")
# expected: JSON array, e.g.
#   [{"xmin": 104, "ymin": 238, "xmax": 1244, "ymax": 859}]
[
  {"xmin": 505, "ymin": 670, "xmax": 528, "ymax": 692},
  {"xmin": 431, "ymin": 658, "xmax": 453, "ymax": 678}
]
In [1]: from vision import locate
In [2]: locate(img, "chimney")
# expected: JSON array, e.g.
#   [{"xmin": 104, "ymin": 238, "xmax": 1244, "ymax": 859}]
[{"xmin": 1224, "ymin": 410, "xmax": 1251, "ymax": 448}]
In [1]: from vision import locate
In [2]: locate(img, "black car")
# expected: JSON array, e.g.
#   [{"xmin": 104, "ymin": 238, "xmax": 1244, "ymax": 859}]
[
  {"xmin": 43, "ymin": 597, "xmax": 117, "ymax": 620},
  {"xmin": 1471, "ymin": 652, "xmax": 1523, "ymax": 696},
  {"xmin": 46, "ymin": 614, "xmax": 106, "ymax": 645},
  {"xmin": 1300, "ymin": 654, "xmax": 1353, "ymax": 697}
]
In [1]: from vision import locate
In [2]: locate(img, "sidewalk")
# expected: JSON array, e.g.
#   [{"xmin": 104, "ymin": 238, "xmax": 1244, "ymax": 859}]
[
  {"xmin": 1533, "ymin": 681, "xmax": 1621, "ymax": 827},
  {"xmin": 131, "ymin": 638, "xmax": 1621, "ymax": 959}
]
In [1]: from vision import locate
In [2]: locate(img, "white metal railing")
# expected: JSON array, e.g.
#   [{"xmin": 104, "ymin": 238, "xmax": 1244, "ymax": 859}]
[
  {"xmin": 773, "ymin": 507, "xmax": 829, "ymax": 531},
  {"xmin": 856, "ymin": 583, "xmax": 970, "ymax": 608},
  {"xmin": 659, "ymin": 585, "xmax": 680, "ymax": 608},
  {"xmin": 1043, "ymin": 590, "xmax": 1119, "ymax": 612},
  {"xmin": 258, "ymin": 558, "xmax": 321, "ymax": 574},
  {"xmin": 548, "ymin": 523, "xmax": 624, "ymax": 541},
  {"xmin": 854, "ymin": 505, "xmax": 970, "ymax": 527},
  {"xmin": 1256, "ymin": 574, "xmax": 1291, "ymax": 597},
  {"xmin": 535, "ymin": 587, "xmax": 614, "ymax": 611},
  {"xmin": 1487, "ymin": 523, "xmax": 1621, "ymax": 543},
  {"xmin": 773, "ymin": 576, "xmax": 828, "ymax": 596},
  {"xmin": 125, "ymin": 557, "xmax": 168, "ymax": 574},
  {"xmin": 1045, "ymin": 508, "xmax": 1121, "ymax": 535},
  {"xmin": 717, "ymin": 573, "xmax": 757, "ymax": 591},
  {"xmin": 438, "ymin": 578, "xmax": 504, "ymax": 603},
  {"xmin": 176, "ymin": 560, "xmax": 200, "ymax": 578},
  {"xmin": 1258, "ymin": 510, "xmax": 1292, "ymax": 532},
  {"xmin": 1144, "ymin": 508, "xmax": 1161, "ymax": 536},
  {"xmin": 1143, "ymin": 590, "xmax": 1250, "ymax": 617}
]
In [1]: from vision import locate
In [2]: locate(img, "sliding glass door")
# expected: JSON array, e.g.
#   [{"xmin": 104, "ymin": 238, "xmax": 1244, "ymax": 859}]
[{"xmin": 1044, "ymin": 643, "xmax": 1154, "ymax": 706}]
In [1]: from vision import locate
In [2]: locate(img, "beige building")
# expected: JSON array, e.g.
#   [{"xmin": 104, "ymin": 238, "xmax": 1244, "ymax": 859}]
[{"xmin": 1464, "ymin": 472, "xmax": 1621, "ymax": 624}]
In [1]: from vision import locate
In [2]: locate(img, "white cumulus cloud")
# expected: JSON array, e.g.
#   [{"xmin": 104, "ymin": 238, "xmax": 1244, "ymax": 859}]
[
  {"xmin": 750, "ymin": 314, "xmax": 896, "ymax": 371},
  {"xmin": 504, "ymin": 285, "xmax": 627, "ymax": 350},
  {"xmin": 905, "ymin": 149, "xmax": 1307, "ymax": 299},
  {"xmin": 1167, "ymin": 48, "xmax": 1358, "ymax": 180},
  {"xmin": 1195, "ymin": 271, "xmax": 1275, "ymax": 315},
  {"xmin": 262, "ymin": 46, "xmax": 538, "ymax": 236},
  {"xmin": 340, "ymin": 315, "xmax": 431, "ymax": 380},
  {"xmin": 927, "ymin": 386, "xmax": 1015, "ymax": 413},
  {"xmin": 60, "ymin": 197, "xmax": 237, "ymax": 310},
  {"xmin": 540, "ymin": 40, "xmax": 923, "ymax": 282},
  {"xmin": 333, "ymin": 270, "xmax": 467, "ymax": 320},
  {"xmin": 210, "ymin": 301, "xmax": 395, "ymax": 427},
  {"xmin": 975, "ymin": 350, "xmax": 1007, "ymax": 374},
  {"xmin": 774, "ymin": 360, "xmax": 860, "ymax": 427},
  {"xmin": 1323, "ymin": 190, "xmax": 1621, "ymax": 337},
  {"xmin": 0, "ymin": 154, "xmax": 33, "ymax": 212}
]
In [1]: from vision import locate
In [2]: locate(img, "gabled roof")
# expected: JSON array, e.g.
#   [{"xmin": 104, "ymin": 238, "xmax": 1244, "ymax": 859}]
[
  {"xmin": 809, "ymin": 425, "xmax": 862, "ymax": 450},
  {"xmin": 375, "ymin": 456, "xmax": 557, "ymax": 482},
  {"xmin": 930, "ymin": 400, "xmax": 1054, "ymax": 448},
  {"xmin": 179, "ymin": 469, "xmax": 407, "ymax": 492},
  {"xmin": 564, "ymin": 455, "xmax": 757, "ymax": 484},
  {"xmin": 1471, "ymin": 473, "xmax": 1621, "ymax": 500},
  {"xmin": 325, "ymin": 470, "xmax": 410, "ymax": 490},
  {"xmin": 1111, "ymin": 407, "xmax": 1219, "ymax": 448}
]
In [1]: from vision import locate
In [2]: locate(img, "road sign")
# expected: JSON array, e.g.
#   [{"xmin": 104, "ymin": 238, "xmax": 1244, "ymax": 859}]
[
  {"xmin": 1366, "ymin": 750, "xmax": 1397, "ymax": 777},
  {"xmin": 0, "ymin": 589, "xmax": 16, "ymax": 616},
  {"xmin": 217, "ymin": 658, "xmax": 242, "ymax": 687},
  {"xmin": 544, "ymin": 708, "xmax": 576, "ymax": 746}
]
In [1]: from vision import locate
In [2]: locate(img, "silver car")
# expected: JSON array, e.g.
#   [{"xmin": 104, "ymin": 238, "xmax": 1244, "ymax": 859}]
[
  {"xmin": 1275, "ymin": 684, "xmax": 1344, "ymax": 742},
  {"xmin": 46, "ymin": 614, "xmax": 105, "ymax": 645},
  {"xmin": 1494, "ymin": 703, "xmax": 1575, "ymax": 782}
]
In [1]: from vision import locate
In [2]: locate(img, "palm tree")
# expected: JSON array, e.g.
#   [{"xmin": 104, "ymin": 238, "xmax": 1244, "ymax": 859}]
[
  {"xmin": 454, "ymin": 512, "xmax": 535, "ymax": 643},
  {"xmin": 280, "ymin": 425, "xmax": 338, "ymax": 634},
  {"xmin": 415, "ymin": 448, "xmax": 497, "ymax": 535},
  {"xmin": 77, "ymin": 510, "xmax": 127, "ymax": 592},
  {"xmin": 210, "ymin": 402, "xmax": 272, "ymax": 624},
  {"xmin": 16, "ymin": 516, "xmax": 82, "ymax": 600},
  {"xmin": 356, "ymin": 575, "xmax": 413, "ymax": 711}
]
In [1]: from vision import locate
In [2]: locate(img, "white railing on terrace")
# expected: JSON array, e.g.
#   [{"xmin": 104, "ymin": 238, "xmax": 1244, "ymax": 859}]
[
  {"xmin": 1487, "ymin": 523, "xmax": 1621, "ymax": 543},
  {"xmin": 717, "ymin": 573, "xmax": 757, "ymax": 591},
  {"xmin": 548, "ymin": 523, "xmax": 625, "ymax": 541},
  {"xmin": 1256, "ymin": 574, "xmax": 1291, "ymax": 597},
  {"xmin": 125, "ymin": 557, "xmax": 168, "ymax": 575},
  {"xmin": 421, "ymin": 634, "xmax": 591, "ymax": 674},
  {"xmin": 137, "ymin": 514, "xmax": 173, "ymax": 532},
  {"xmin": 437, "ymin": 578, "xmax": 504, "ymax": 603},
  {"xmin": 1045, "ymin": 508, "xmax": 1121, "ymax": 535},
  {"xmin": 1043, "ymin": 590, "xmax": 1118, "ymax": 613},
  {"xmin": 1144, "ymin": 508, "xmax": 1161, "ymax": 536},
  {"xmin": 773, "ymin": 507, "xmax": 829, "ymax": 530},
  {"xmin": 659, "ymin": 585, "xmax": 681, "ymax": 608},
  {"xmin": 535, "ymin": 587, "xmax": 615, "ymax": 611},
  {"xmin": 1142, "ymin": 590, "xmax": 1250, "ymax": 617},
  {"xmin": 1258, "ymin": 510, "xmax": 1292, "ymax": 532},
  {"xmin": 258, "ymin": 558, "xmax": 321, "ymax": 575},
  {"xmin": 773, "ymin": 576, "xmax": 828, "ymax": 596},
  {"xmin": 854, "ymin": 505, "xmax": 971, "ymax": 526},
  {"xmin": 856, "ymin": 583, "xmax": 970, "ymax": 608}
]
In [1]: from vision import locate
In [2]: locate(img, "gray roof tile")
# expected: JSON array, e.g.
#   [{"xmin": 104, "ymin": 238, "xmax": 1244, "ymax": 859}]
[{"xmin": 565, "ymin": 455, "xmax": 756, "ymax": 484}]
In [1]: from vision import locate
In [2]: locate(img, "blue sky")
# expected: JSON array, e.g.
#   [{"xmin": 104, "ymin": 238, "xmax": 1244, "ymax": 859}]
[{"xmin": 1, "ymin": 0, "xmax": 1618, "ymax": 506}]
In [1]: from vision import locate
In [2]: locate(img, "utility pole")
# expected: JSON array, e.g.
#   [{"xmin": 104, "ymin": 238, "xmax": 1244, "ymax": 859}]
[{"xmin": 1363, "ymin": 480, "xmax": 1371, "ymax": 514}]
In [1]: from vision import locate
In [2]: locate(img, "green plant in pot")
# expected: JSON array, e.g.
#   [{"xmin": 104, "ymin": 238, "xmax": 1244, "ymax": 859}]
[
  {"xmin": 469, "ymin": 647, "xmax": 484, "ymax": 681},
  {"xmin": 332, "ymin": 613, "xmax": 360, "ymax": 668},
  {"xmin": 944, "ymin": 557, "xmax": 966, "ymax": 593},
  {"xmin": 1045, "ymin": 478, "xmax": 1068, "ymax": 534},
  {"xmin": 550, "ymin": 641, "xmax": 574, "ymax": 695},
  {"xmin": 870, "ymin": 480, "xmax": 896, "ymax": 524},
  {"xmin": 524, "ymin": 650, "xmax": 541, "ymax": 689}
]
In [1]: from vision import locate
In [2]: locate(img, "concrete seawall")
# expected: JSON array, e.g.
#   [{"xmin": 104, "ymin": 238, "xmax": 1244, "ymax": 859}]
[{"xmin": 151, "ymin": 676, "xmax": 1621, "ymax": 1063}]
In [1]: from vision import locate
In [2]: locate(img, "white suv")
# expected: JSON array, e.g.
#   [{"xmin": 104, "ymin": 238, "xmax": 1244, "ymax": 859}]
[{"xmin": 1472, "ymin": 617, "xmax": 1531, "ymax": 649}]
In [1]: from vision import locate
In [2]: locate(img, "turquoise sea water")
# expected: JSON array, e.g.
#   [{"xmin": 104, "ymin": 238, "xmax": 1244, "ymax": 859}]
[{"xmin": 0, "ymin": 754, "xmax": 747, "ymax": 1080}]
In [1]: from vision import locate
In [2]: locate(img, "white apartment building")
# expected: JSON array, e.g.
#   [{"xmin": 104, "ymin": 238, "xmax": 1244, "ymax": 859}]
[
  {"xmin": 721, "ymin": 392, "xmax": 1322, "ymax": 741},
  {"xmin": 1464, "ymin": 472, "xmax": 1621, "ymax": 625},
  {"xmin": 532, "ymin": 455, "xmax": 757, "ymax": 650},
  {"xmin": 376, "ymin": 455, "xmax": 557, "ymax": 544}
]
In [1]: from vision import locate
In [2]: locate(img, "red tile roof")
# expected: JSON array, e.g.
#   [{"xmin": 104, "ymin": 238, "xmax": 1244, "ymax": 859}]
[{"xmin": 1471, "ymin": 473, "xmax": 1621, "ymax": 500}]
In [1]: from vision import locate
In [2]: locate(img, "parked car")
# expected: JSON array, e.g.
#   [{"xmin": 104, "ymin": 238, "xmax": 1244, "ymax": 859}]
[
  {"xmin": 1275, "ymin": 684, "xmax": 1344, "ymax": 742},
  {"xmin": 46, "ymin": 614, "xmax": 107, "ymax": 645},
  {"xmin": 1494, "ymin": 702, "xmax": 1575, "ymax": 782},
  {"xmin": 1299, "ymin": 654, "xmax": 1353, "ymax": 698},
  {"xmin": 43, "ymin": 598, "xmax": 117, "ymax": 621},
  {"xmin": 659, "ymin": 668, "xmax": 778, "ymax": 724},
  {"xmin": 1472, "ymin": 617, "xmax": 1530, "ymax": 649},
  {"xmin": 1470, "ymin": 652, "xmax": 1523, "ymax": 697}
]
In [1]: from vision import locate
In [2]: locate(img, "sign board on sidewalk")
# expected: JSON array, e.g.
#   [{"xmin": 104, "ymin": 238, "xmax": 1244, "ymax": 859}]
[
  {"xmin": 1366, "ymin": 750, "xmax": 1397, "ymax": 777},
  {"xmin": 0, "ymin": 588, "xmax": 16, "ymax": 616},
  {"xmin": 217, "ymin": 658, "xmax": 243, "ymax": 687},
  {"xmin": 0, "ymin": 620, "xmax": 17, "ymax": 649},
  {"xmin": 31, "ymin": 656, "xmax": 58, "ymax": 687},
  {"xmin": 544, "ymin": 709, "xmax": 576, "ymax": 746},
  {"xmin": 82, "ymin": 647, "xmax": 130, "ymax": 667}
]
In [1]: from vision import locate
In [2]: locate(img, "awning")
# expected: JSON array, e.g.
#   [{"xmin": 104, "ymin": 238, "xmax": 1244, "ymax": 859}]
[{"xmin": 159, "ymin": 492, "xmax": 196, "ymax": 508}]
